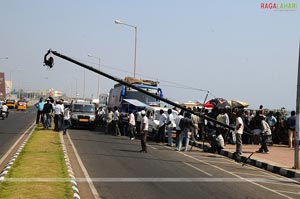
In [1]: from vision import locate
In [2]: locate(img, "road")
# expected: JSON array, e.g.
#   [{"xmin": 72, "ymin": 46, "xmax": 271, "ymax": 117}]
[
  {"xmin": 0, "ymin": 106, "xmax": 36, "ymax": 161},
  {"xmin": 68, "ymin": 129, "xmax": 300, "ymax": 199}
]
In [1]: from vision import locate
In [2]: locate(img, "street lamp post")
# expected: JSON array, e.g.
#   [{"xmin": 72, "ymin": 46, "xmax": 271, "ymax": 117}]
[
  {"xmin": 83, "ymin": 70, "xmax": 86, "ymax": 99},
  {"xmin": 88, "ymin": 54, "xmax": 101, "ymax": 98},
  {"xmin": 114, "ymin": 19, "xmax": 137, "ymax": 79}
]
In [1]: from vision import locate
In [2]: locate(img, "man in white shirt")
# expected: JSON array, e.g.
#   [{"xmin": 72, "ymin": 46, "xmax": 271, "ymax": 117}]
[
  {"xmin": 54, "ymin": 100, "xmax": 64, "ymax": 132},
  {"xmin": 113, "ymin": 106, "xmax": 121, "ymax": 136},
  {"xmin": 1, "ymin": 103, "xmax": 8, "ymax": 118},
  {"xmin": 129, "ymin": 111, "xmax": 136, "ymax": 140},
  {"xmin": 234, "ymin": 110, "xmax": 244, "ymax": 158},
  {"xmin": 158, "ymin": 109, "xmax": 167, "ymax": 143},
  {"xmin": 166, "ymin": 109, "xmax": 175, "ymax": 146},
  {"xmin": 175, "ymin": 110, "xmax": 184, "ymax": 147},
  {"xmin": 136, "ymin": 110, "xmax": 142, "ymax": 135},
  {"xmin": 139, "ymin": 110, "xmax": 148, "ymax": 153},
  {"xmin": 63, "ymin": 105, "xmax": 71, "ymax": 135},
  {"xmin": 106, "ymin": 108, "xmax": 113, "ymax": 134}
]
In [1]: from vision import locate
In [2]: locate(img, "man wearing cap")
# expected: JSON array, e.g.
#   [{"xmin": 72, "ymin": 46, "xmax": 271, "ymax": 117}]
[
  {"xmin": 140, "ymin": 110, "xmax": 149, "ymax": 153},
  {"xmin": 43, "ymin": 98, "xmax": 53, "ymax": 129}
]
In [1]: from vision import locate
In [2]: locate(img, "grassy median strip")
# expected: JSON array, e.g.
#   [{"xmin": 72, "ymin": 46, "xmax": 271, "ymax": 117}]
[{"xmin": 0, "ymin": 125, "xmax": 73, "ymax": 199}]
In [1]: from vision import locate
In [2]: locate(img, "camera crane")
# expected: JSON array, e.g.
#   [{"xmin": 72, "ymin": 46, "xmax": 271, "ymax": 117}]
[{"xmin": 43, "ymin": 49, "xmax": 252, "ymax": 151}]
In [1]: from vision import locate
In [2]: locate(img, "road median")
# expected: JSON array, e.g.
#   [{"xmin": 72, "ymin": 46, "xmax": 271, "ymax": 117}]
[{"xmin": 0, "ymin": 125, "xmax": 73, "ymax": 199}]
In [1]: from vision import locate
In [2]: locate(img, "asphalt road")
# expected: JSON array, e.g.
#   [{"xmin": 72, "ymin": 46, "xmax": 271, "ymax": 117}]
[
  {"xmin": 0, "ymin": 107, "xmax": 36, "ymax": 160},
  {"xmin": 68, "ymin": 129, "xmax": 300, "ymax": 199}
]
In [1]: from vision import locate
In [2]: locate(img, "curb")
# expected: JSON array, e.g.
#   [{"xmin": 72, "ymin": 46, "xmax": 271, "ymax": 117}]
[
  {"xmin": 0, "ymin": 124, "xmax": 35, "ymax": 182},
  {"xmin": 190, "ymin": 141, "xmax": 300, "ymax": 179},
  {"xmin": 60, "ymin": 133, "xmax": 81, "ymax": 199}
]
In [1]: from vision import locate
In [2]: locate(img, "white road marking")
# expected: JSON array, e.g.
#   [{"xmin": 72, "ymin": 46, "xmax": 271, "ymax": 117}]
[
  {"xmin": 147, "ymin": 144, "xmax": 157, "ymax": 150},
  {"xmin": 232, "ymin": 172, "xmax": 271, "ymax": 177},
  {"xmin": 181, "ymin": 152, "xmax": 295, "ymax": 199},
  {"xmin": 258, "ymin": 181, "xmax": 300, "ymax": 188},
  {"xmin": 132, "ymin": 141, "xmax": 299, "ymax": 197},
  {"xmin": 66, "ymin": 133, "xmax": 101, "ymax": 199},
  {"xmin": 276, "ymin": 190, "xmax": 300, "ymax": 195},
  {"xmin": 200, "ymin": 160, "xmax": 235, "ymax": 165},
  {"xmin": 0, "ymin": 122, "xmax": 35, "ymax": 165},
  {"xmin": 184, "ymin": 162, "xmax": 213, "ymax": 176}
]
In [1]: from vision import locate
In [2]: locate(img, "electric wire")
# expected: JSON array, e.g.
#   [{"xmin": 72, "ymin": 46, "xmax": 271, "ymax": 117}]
[{"xmin": 72, "ymin": 57, "xmax": 218, "ymax": 101}]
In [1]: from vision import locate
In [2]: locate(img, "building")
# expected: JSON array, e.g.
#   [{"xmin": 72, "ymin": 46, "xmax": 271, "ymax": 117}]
[
  {"xmin": 0, "ymin": 73, "xmax": 6, "ymax": 100},
  {"xmin": 5, "ymin": 80, "xmax": 12, "ymax": 98}
]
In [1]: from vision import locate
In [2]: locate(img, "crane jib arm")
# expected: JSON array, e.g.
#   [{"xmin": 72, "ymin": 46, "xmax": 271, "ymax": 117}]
[{"xmin": 43, "ymin": 49, "xmax": 252, "ymax": 135}]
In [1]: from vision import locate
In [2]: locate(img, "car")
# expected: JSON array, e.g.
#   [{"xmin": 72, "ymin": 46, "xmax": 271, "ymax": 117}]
[
  {"xmin": 70, "ymin": 102, "xmax": 96, "ymax": 130},
  {"xmin": 145, "ymin": 106, "xmax": 178, "ymax": 141},
  {"xmin": 6, "ymin": 99, "xmax": 16, "ymax": 109}
]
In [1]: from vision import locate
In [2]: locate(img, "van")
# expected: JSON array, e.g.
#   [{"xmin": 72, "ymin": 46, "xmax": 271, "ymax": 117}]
[{"xmin": 145, "ymin": 106, "xmax": 178, "ymax": 140}]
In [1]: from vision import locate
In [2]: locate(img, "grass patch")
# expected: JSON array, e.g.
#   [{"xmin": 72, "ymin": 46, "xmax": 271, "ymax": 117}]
[{"xmin": 0, "ymin": 125, "xmax": 73, "ymax": 199}]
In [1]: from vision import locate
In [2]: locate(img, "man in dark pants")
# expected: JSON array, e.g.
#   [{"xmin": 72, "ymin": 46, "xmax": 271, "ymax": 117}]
[
  {"xmin": 257, "ymin": 116, "xmax": 271, "ymax": 153},
  {"xmin": 139, "ymin": 110, "xmax": 148, "ymax": 153},
  {"xmin": 113, "ymin": 106, "xmax": 121, "ymax": 136},
  {"xmin": 35, "ymin": 97, "xmax": 45, "ymax": 124},
  {"xmin": 54, "ymin": 100, "xmax": 64, "ymax": 132},
  {"xmin": 158, "ymin": 109, "xmax": 167, "ymax": 143},
  {"xmin": 43, "ymin": 98, "xmax": 53, "ymax": 129}
]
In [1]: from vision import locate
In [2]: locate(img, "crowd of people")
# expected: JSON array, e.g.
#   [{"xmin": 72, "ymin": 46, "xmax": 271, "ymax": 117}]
[
  {"xmin": 202, "ymin": 105, "xmax": 296, "ymax": 157},
  {"xmin": 35, "ymin": 97, "xmax": 71, "ymax": 135},
  {"xmin": 104, "ymin": 106, "xmax": 201, "ymax": 153},
  {"xmin": 34, "ymin": 98, "xmax": 297, "ymax": 155},
  {"xmin": 102, "ymin": 104, "xmax": 297, "ymax": 156}
]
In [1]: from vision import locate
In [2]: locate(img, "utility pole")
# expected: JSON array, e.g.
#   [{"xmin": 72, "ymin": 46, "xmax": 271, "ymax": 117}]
[
  {"xmin": 83, "ymin": 70, "xmax": 85, "ymax": 99},
  {"xmin": 295, "ymin": 41, "xmax": 300, "ymax": 169}
]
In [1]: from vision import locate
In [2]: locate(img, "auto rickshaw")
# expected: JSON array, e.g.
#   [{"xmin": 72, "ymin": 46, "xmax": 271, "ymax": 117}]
[
  {"xmin": 6, "ymin": 99, "xmax": 16, "ymax": 109},
  {"xmin": 17, "ymin": 100, "xmax": 27, "ymax": 111}
]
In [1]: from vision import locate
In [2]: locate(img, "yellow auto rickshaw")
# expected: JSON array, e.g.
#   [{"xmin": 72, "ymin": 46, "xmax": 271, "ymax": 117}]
[
  {"xmin": 17, "ymin": 100, "xmax": 27, "ymax": 111},
  {"xmin": 6, "ymin": 99, "xmax": 16, "ymax": 109}
]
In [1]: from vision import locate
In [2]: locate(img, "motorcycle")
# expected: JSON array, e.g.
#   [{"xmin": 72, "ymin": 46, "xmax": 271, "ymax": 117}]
[{"xmin": 0, "ymin": 110, "xmax": 8, "ymax": 120}]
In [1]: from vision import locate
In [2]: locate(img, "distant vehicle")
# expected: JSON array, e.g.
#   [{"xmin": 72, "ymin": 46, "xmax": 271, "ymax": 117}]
[
  {"xmin": 6, "ymin": 99, "xmax": 16, "ymax": 109},
  {"xmin": 70, "ymin": 102, "xmax": 96, "ymax": 130},
  {"xmin": 17, "ymin": 100, "xmax": 27, "ymax": 111},
  {"xmin": 145, "ymin": 106, "xmax": 178, "ymax": 140},
  {"xmin": 0, "ymin": 110, "xmax": 8, "ymax": 120}
]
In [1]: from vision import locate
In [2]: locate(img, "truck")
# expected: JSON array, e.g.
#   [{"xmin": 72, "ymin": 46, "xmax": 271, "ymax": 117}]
[{"xmin": 107, "ymin": 76, "xmax": 164, "ymax": 113}]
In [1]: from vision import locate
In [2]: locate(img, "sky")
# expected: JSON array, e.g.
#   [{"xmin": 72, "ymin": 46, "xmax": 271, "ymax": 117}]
[{"xmin": 0, "ymin": 0, "xmax": 299, "ymax": 110}]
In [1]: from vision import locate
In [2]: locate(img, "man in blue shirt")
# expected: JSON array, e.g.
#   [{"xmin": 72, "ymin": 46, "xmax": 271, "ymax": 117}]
[
  {"xmin": 266, "ymin": 111, "xmax": 277, "ymax": 144},
  {"xmin": 35, "ymin": 97, "xmax": 45, "ymax": 124},
  {"xmin": 266, "ymin": 111, "xmax": 277, "ymax": 128},
  {"xmin": 287, "ymin": 111, "xmax": 296, "ymax": 148}
]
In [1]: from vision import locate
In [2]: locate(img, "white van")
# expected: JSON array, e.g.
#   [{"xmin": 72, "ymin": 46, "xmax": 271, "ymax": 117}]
[{"xmin": 145, "ymin": 106, "xmax": 178, "ymax": 140}]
